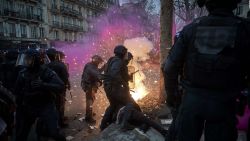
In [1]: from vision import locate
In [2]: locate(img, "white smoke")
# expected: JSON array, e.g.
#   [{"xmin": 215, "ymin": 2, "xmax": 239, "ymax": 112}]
[
  {"xmin": 124, "ymin": 37, "xmax": 153, "ymax": 62},
  {"xmin": 124, "ymin": 37, "xmax": 153, "ymax": 101}
]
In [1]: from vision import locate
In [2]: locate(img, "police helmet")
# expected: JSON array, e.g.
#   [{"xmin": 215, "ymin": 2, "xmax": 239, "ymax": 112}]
[
  {"xmin": 16, "ymin": 49, "xmax": 41, "ymax": 68},
  {"xmin": 114, "ymin": 45, "xmax": 127, "ymax": 58},
  {"xmin": 46, "ymin": 48, "xmax": 58, "ymax": 61},
  {"xmin": 91, "ymin": 55, "xmax": 103, "ymax": 64},
  {"xmin": 197, "ymin": 0, "xmax": 242, "ymax": 11}
]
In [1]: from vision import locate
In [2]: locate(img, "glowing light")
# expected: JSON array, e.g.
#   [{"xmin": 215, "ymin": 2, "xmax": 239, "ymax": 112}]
[{"xmin": 129, "ymin": 65, "xmax": 149, "ymax": 101}]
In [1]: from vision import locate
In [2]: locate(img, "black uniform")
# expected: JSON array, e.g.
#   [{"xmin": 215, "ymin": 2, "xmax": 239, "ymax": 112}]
[
  {"xmin": 14, "ymin": 49, "xmax": 66, "ymax": 141},
  {"xmin": 81, "ymin": 62, "xmax": 102, "ymax": 122},
  {"xmin": 47, "ymin": 60, "xmax": 70, "ymax": 126},
  {"xmin": 0, "ymin": 50, "xmax": 19, "ymax": 92},
  {"xmin": 164, "ymin": 6, "xmax": 250, "ymax": 141},
  {"xmin": 117, "ymin": 103, "xmax": 167, "ymax": 137},
  {"xmin": 0, "ymin": 82, "xmax": 15, "ymax": 141},
  {"xmin": 100, "ymin": 56, "xmax": 140, "ymax": 130}
]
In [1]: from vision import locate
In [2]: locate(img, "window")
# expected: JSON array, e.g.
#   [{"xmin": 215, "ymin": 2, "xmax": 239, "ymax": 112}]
[
  {"xmin": 39, "ymin": 27, "xmax": 44, "ymax": 38},
  {"xmin": 31, "ymin": 26, "xmax": 37, "ymax": 38},
  {"xmin": 38, "ymin": 8, "xmax": 42, "ymax": 17},
  {"xmin": 69, "ymin": 18, "xmax": 73, "ymax": 25},
  {"xmin": 19, "ymin": 4, "xmax": 25, "ymax": 18},
  {"xmin": 61, "ymin": 0, "xmax": 64, "ymax": 7},
  {"xmin": 78, "ymin": 6, "xmax": 81, "ymax": 13},
  {"xmin": 53, "ymin": 15, "xmax": 56, "ymax": 22},
  {"xmin": 7, "ymin": 1, "xmax": 14, "ymax": 10},
  {"xmin": 52, "ymin": 0, "xmax": 56, "ymax": 8},
  {"xmin": 9, "ymin": 23, "xmax": 15, "ymax": 34},
  {"xmin": 78, "ymin": 20, "xmax": 80, "ymax": 26},
  {"xmin": 20, "ymin": 24, "xmax": 27, "ymax": 37},
  {"xmin": 74, "ymin": 32, "xmax": 77, "ymax": 41},
  {"xmin": 26, "ymin": 6, "xmax": 33, "ymax": 18},
  {"xmin": 65, "ymin": 32, "xmax": 68, "ymax": 41},
  {"xmin": 64, "ymin": 3, "xmax": 68, "ymax": 8},
  {"xmin": 88, "ymin": 10, "xmax": 93, "ymax": 17},
  {"xmin": 54, "ymin": 30, "xmax": 59, "ymax": 40},
  {"xmin": 66, "ymin": 17, "xmax": 69, "ymax": 24},
  {"xmin": 68, "ymin": 32, "xmax": 71, "ymax": 40},
  {"xmin": 69, "ymin": 4, "xmax": 73, "ymax": 9}
]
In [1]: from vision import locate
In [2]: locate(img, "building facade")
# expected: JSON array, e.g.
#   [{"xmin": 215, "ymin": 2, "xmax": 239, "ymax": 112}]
[
  {"xmin": 0, "ymin": 0, "xmax": 47, "ymax": 48},
  {"xmin": 0, "ymin": 0, "xmax": 118, "ymax": 48}
]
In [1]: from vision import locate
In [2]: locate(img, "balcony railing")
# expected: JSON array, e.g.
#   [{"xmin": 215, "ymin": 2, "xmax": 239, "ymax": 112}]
[
  {"xmin": 21, "ymin": 34, "xmax": 27, "ymax": 38},
  {"xmin": 29, "ymin": 0, "xmax": 42, "ymax": 3},
  {"xmin": 60, "ymin": 6, "xmax": 82, "ymax": 17},
  {"xmin": 79, "ymin": 0, "xmax": 105, "ymax": 11},
  {"xmin": 61, "ymin": 23, "xmax": 84, "ymax": 31},
  {"xmin": 3, "ymin": 9, "xmax": 43, "ymax": 22},
  {"xmin": 52, "ymin": 21, "xmax": 60, "ymax": 28},
  {"xmin": 50, "ymin": 5, "xmax": 59, "ymax": 13}
]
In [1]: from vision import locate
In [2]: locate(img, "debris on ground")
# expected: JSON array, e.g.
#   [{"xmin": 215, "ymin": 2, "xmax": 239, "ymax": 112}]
[{"xmin": 93, "ymin": 124, "xmax": 165, "ymax": 141}]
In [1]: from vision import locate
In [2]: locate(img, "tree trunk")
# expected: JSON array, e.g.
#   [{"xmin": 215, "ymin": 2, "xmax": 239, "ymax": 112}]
[{"xmin": 159, "ymin": 0, "xmax": 173, "ymax": 103}]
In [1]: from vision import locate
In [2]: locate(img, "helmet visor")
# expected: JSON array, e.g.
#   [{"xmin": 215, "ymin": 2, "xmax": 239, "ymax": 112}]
[{"xmin": 15, "ymin": 53, "xmax": 34, "ymax": 67}]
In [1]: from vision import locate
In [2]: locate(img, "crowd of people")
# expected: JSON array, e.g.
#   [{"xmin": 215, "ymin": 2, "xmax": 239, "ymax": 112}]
[
  {"xmin": 1, "ymin": 0, "xmax": 250, "ymax": 141},
  {"xmin": 0, "ymin": 45, "xmax": 167, "ymax": 141},
  {"xmin": 0, "ymin": 48, "xmax": 70, "ymax": 141}
]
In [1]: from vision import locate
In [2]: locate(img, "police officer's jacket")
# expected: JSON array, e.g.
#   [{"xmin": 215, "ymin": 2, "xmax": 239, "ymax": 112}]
[
  {"xmin": 14, "ymin": 66, "xmax": 64, "ymax": 106},
  {"xmin": 104, "ymin": 56, "xmax": 130, "ymax": 88},
  {"xmin": 81, "ymin": 62, "xmax": 101, "ymax": 91},
  {"xmin": 47, "ymin": 61, "xmax": 69, "ymax": 88},
  {"xmin": 164, "ymin": 9, "xmax": 250, "ymax": 99}
]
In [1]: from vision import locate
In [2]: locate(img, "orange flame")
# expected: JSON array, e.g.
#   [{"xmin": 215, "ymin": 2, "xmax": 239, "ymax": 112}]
[{"xmin": 130, "ymin": 69, "xmax": 149, "ymax": 101}]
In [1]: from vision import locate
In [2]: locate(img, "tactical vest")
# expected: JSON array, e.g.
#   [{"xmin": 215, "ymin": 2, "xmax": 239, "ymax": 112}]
[
  {"xmin": 81, "ymin": 63, "xmax": 99, "ymax": 91},
  {"xmin": 184, "ymin": 16, "xmax": 249, "ymax": 89},
  {"xmin": 103, "ymin": 56, "xmax": 129, "ymax": 86}
]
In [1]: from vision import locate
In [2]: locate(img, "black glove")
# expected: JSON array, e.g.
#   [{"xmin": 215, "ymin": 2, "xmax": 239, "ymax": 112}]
[{"xmin": 31, "ymin": 79, "xmax": 44, "ymax": 89}]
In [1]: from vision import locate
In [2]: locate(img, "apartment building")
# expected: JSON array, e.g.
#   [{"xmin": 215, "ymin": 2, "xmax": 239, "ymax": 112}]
[
  {"xmin": 0, "ymin": 0, "xmax": 47, "ymax": 48},
  {"xmin": 0, "ymin": 0, "xmax": 118, "ymax": 48},
  {"xmin": 48, "ymin": 0, "xmax": 119, "ymax": 46}
]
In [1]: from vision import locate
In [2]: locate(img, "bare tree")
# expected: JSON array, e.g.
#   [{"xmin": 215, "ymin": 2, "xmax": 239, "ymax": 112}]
[
  {"xmin": 174, "ymin": 0, "xmax": 207, "ymax": 31},
  {"xmin": 159, "ymin": 0, "xmax": 173, "ymax": 103}
]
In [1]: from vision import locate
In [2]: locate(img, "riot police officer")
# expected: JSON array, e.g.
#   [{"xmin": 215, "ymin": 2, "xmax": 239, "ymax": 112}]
[
  {"xmin": 14, "ymin": 49, "xmax": 66, "ymax": 141},
  {"xmin": 163, "ymin": 0, "xmax": 250, "ymax": 140},
  {"xmin": 100, "ymin": 45, "xmax": 140, "ymax": 131},
  {"xmin": 47, "ymin": 48, "xmax": 70, "ymax": 127},
  {"xmin": 0, "ymin": 81, "xmax": 15, "ymax": 141},
  {"xmin": 0, "ymin": 50, "xmax": 19, "ymax": 92},
  {"xmin": 81, "ymin": 55, "xmax": 104, "ymax": 124}
]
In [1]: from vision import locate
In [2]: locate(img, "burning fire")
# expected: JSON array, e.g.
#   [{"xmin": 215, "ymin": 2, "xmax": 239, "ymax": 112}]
[{"xmin": 129, "ymin": 67, "xmax": 149, "ymax": 101}]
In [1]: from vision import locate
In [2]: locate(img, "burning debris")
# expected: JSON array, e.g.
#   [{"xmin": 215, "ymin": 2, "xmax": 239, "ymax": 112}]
[{"xmin": 125, "ymin": 37, "xmax": 154, "ymax": 101}]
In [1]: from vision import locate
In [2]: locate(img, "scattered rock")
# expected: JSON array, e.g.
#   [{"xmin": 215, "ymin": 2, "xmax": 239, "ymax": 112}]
[
  {"xmin": 160, "ymin": 119, "xmax": 172, "ymax": 125},
  {"xmin": 95, "ymin": 124, "xmax": 165, "ymax": 141},
  {"xmin": 78, "ymin": 117, "xmax": 85, "ymax": 122}
]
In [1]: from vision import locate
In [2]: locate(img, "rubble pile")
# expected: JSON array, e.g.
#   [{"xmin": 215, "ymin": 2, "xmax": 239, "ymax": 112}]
[
  {"xmin": 93, "ymin": 124, "xmax": 165, "ymax": 141},
  {"xmin": 137, "ymin": 90, "xmax": 161, "ymax": 115}
]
